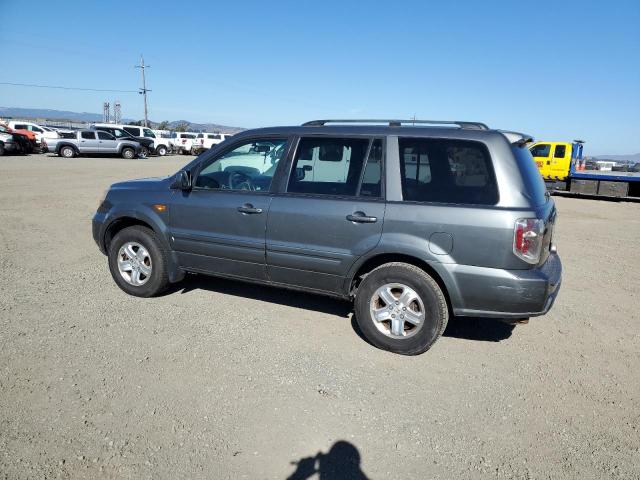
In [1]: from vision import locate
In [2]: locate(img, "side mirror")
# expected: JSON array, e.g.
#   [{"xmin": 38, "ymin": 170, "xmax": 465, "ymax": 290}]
[{"xmin": 172, "ymin": 170, "xmax": 192, "ymax": 190}]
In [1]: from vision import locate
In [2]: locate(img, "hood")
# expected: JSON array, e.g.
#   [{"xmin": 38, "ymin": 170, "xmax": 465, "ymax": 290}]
[{"xmin": 110, "ymin": 176, "xmax": 172, "ymax": 191}]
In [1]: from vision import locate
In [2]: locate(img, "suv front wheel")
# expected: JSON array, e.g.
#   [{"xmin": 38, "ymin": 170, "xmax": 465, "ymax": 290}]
[
  {"xmin": 108, "ymin": 226, "xmax": 170, "ymax": 297},
  {"xmin": 354, "ymin": 263, "xmax": 448, "ymax": 355}
]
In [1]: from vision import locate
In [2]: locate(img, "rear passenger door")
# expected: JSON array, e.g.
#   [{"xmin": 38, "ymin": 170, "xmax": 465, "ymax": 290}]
[
  {"xmin": 550, "ymin": 144, "xmax": 568, "ymax": 179},
  {"xmin": 266, "ymin": 136, "xmax": 385, "ymax": 294}
]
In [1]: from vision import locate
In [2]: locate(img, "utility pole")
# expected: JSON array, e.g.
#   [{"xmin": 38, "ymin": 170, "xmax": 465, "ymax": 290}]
[{"xmin": 135, "ymin": 55, "xmax": 151, "ymax": 127}]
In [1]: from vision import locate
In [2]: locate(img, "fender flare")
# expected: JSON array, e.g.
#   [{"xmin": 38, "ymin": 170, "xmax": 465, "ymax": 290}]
[
  {"xmin": 102, "ymin": 208, "xmax": 185, "ymax": 283},
  {"xmin": 56, "ymin": 142, "xmax": 80, "ymax": 155}
]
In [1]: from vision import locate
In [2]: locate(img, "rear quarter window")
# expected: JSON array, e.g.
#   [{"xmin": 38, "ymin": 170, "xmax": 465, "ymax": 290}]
[
  {"xmin": 512, "ymin": 146, "xmax": 548, "ymax": 206},
  {"xmin": 398, "ymin": 138, "xmax": 498, "ymax": 205}
]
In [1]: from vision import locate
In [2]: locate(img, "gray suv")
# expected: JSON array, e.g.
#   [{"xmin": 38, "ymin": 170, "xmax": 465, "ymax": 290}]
[{"xmin": 92, "ymin": 120, "xmax": 561, "ymax": 355}]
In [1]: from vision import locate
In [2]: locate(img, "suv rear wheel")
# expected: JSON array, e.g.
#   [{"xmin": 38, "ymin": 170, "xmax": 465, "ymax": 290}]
[
  {"xmin": 354, "ymin": 263, "xmax": 448, "ymax": 355},
  {"xmin": 156, "ymin": 145, "xmax": 167, "ymax": 156},
  {"xmin": 108, "ymin": 226, "xmax": 170, "ymax": 297}
]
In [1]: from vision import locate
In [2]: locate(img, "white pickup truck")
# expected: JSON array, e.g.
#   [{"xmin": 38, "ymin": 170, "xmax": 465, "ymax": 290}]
[
  {"xmin": 171, "ymin": 132, "xmax": 199, "ymax": 155},
  {"xmin": 7, "ymin": 120, "xmax": 59, "ymax": 146},
  {"xmin": 192, "ymin": 132, "xmax": 233, "ymax": 154}
]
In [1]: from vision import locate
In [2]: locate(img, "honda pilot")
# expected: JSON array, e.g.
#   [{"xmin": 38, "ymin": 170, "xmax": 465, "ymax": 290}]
[{"xmin": 92, "ymin": 120, "xmax": 562, "ymax": 355}]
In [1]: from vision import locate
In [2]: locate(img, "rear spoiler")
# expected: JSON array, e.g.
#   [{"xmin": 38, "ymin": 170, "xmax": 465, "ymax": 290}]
[{"xmin": 499, "ymin": 130, "xmax": 534, "ymax": 146}]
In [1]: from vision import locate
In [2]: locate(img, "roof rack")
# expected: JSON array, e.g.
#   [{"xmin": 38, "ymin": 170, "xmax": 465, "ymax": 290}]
[{"xmin": 301, "ymin": 119, "xmax": 490, "ymax": 130}]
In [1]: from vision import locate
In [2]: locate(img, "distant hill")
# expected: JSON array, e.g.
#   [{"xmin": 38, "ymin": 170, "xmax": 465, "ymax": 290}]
[
  {"xmin": 594, "ymin": 153, "xmax": 640, "ymax": 164},
  {"xmin": 0, "ymin": 107, "xmax": 243, "ymax": 133},
  {"xmin": 0, "ymin": 106, "xmax": 128, "ymax": 123}
]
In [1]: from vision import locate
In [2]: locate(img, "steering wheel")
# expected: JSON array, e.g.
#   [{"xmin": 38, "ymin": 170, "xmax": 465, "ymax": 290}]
[{"xmin": 229, "ymin": 171, "xmax": 254, "ymax": 190}]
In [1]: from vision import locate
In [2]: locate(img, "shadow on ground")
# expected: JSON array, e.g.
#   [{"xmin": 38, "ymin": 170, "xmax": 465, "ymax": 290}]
[
  {"xmin": 287, "ymin": 441, "xmax": 369, "ymax": 480},
  {"xmin": 174, "ymin": 274, "xmax": 515, "ymax": 343}
]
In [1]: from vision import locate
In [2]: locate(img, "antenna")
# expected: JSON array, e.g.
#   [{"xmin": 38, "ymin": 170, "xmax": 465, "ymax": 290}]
[{"xmin": 135, "ymin": 55, "xmax": 151, "ymax": 127}]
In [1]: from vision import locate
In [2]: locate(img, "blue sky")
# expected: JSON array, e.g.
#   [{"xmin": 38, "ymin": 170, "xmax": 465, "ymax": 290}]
[{"xmin": 1, "ymin": 0, "xmax": 638, "ymax": 155}]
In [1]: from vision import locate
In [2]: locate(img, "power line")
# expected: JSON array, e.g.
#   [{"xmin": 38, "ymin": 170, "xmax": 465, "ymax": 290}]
[{"xmin": 0, "ymin": 81, "xmax": 137, "ymax": 93}]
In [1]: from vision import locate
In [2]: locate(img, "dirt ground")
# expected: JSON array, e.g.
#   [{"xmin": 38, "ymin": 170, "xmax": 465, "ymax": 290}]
[{"xmin": 0, "ymin": 153, "xmax": 638, "ymax": 479}]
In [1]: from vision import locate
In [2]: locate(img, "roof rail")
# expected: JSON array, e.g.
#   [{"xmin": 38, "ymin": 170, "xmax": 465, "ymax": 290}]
[{"xmin": 301, "ymin": 119, "xmax": 490, "ymax": 130}]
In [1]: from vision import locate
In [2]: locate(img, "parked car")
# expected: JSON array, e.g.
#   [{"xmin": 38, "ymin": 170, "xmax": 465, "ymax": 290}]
[
  {"xmin": 0, "ymin": 131, "xmax": 19, "ymax": 155},
  {"xmin": 44, "ymin": 130, "xmax": 142, "ymax": 159},
  {"xmin": 0, "ymin": 123, "xmax": 36, "ymax": 153},
  {"xmin": 170, "ymin": 132, "xmax": 198, "ymax": 155},
  {"xmin": 91, "ymin": 124, "xmax": 173, "ymax": 156},
  {"xmin": 91, "ymin": 125, "xmax": 155, "ymax": 158},
  {"xmin": 7, "ymin": 120, "xmax": 59, "ymax": 146},
  {"xmin": 92, "ymin": 119, "xmax": 562, "ymax": 355}
]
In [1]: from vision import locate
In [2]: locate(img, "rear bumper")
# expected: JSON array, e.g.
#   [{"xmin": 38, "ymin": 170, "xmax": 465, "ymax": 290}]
[{"xmin": 444, "ymin": 252, "xmax": 562, "ymax": 319}]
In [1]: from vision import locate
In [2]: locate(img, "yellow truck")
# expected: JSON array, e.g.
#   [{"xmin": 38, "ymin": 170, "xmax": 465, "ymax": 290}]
[{"xmin": 528, "ymin": 141, "xmax": 585, "ymax": 181}]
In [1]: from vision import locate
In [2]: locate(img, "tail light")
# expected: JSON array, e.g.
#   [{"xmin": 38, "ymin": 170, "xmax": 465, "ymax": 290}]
[
  {"xmin": 182, "ymin": 139, "xmax": 186, "ymax": 144},
  {"xmin": 513, "ymin": 218, "xmax": 544, "ymax": 264}
]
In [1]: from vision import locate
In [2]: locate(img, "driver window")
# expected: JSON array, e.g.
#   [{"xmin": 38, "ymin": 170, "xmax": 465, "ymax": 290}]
[
  {"xmin": 195, "ymin": 138, "xmax": 288, "ymax": 191},
  {"xmin": 97, "ymin": 131, "xmax": 115, "ymax": 140}
]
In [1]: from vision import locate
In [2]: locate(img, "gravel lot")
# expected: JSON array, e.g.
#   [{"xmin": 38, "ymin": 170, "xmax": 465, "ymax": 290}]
[{"xmin": 1, "ymin": 153, "xmax": 638, "ymax": 479}]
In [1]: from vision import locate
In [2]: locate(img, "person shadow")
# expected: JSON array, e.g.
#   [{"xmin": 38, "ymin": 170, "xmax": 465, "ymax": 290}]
[{"xmin": 287, "ymin": 441, "xmax": 369, "ymax": 480}]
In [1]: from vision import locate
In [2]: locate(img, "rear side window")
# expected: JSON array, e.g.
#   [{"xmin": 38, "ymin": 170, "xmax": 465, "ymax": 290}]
[
  {"xmin": 288, "ymin": 137, "xmax": 372, "ymax": 196},
  {"xmin": 554, "ymin": 145, "xmax": 566, "ymax": 158},
  {"xmin": 81, "ymin": 131, "xmax": 96, "ymax": 139},
  {"xmin": 399, "ymin": 138, "xmax": 498, "ymax": 205},
  {"xmin": 512, "ymin": 145, "xmax": 548, "ymax": 206},
  {"xmin": 123, "ymin": 127, "xmax": 139, "ymax": 136}
]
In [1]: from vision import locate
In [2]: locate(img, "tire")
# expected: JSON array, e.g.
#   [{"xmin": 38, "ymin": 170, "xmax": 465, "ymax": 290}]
[
  {"xmin": 139, "ymin": 147, "xmax": 149, "ymax": 159},
  {"xmin": 156, "ymin": 145, "xmax": 167, "ymax": 156},
  {"xmin": 190, "ymin": 147, "xmax": 198, "ymax": 155},
  {"xmin": 354, "ymin": 262, "xmax": 448, "ymax": 355},
  {"xmin": 121, "ymin": 147, "xmax": 135, "ymax": 159},
  {"xmin": 60, "ymin": 146, "xmax": 75, "ymax": 158},
  {"xmin": 107, "ymin": 225, "xmax": 170, "ymax": 298},
  {"xmin": 0, "ymin": 142, "xmax": 5, "ymax": 156}
]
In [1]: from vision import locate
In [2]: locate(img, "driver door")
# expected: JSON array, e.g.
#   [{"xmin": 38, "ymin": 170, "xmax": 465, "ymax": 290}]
[
  {"xmin": 168, "ymin": 136, "xmax": 289, "ymax": 280},
  {"xmin": 97, "ymin": 131, "xmax": 119, "ymax": 153}
]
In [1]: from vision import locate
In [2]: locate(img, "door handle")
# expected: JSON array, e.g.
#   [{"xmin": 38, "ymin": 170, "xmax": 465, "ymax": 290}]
[
  {"xmin": 346, "ymin": 212, "xmax": 377, "ymax": 223},
  {"xmin": 237, "ymin": 204, "xmax": 263, "ymax": 214}
]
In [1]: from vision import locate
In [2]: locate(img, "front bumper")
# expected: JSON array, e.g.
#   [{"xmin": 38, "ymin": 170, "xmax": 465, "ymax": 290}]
[
  {"xmin": 92, "ymin": 212, "xmax": 108, "ymax": 254},
  {"xmin": 445, "ymin": 252, "xmax": 562, "ymax": 318}
]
